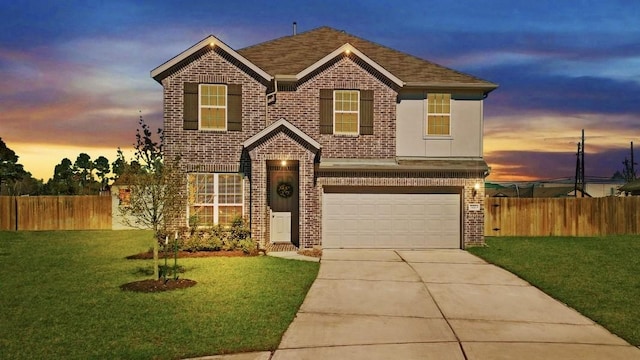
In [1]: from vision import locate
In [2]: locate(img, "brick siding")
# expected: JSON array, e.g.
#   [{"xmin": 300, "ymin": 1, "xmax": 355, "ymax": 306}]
[{"xmin": 160, "ymin": 46, "xmax": 485, "ymax": 247}]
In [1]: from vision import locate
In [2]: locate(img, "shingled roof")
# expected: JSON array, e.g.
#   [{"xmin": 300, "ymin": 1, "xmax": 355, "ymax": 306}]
[
  {"xmin": 152, "ymin": 26, "xmax": 498, "ymax": 92},
  {"xmin": 238, "ymin": 26, "xmax": 497, "ymax": 91}
]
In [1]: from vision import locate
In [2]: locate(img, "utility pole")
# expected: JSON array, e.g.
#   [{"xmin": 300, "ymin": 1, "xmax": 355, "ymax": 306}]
[
  {"xmin": 574, "ymin": 129, "xmax": 586, "ymax": 197},
  {"xmin": 581, "ymin": 129, "xmax": 585, "ymax": 197},
  {"xmin": 632, "ymin": 141, "xmax": 636, "ymax": 180},
  {"xmin": 574, "ymin": 142, "xmax": 581, "ymax": 197}
]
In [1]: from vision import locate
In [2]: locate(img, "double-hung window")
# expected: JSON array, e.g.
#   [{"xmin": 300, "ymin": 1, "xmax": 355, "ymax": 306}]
[
  {"xmin": 426, "ymin": 93, "xmax": 451, "ymax": 136},
  {"xmin": 333, "ymin": 90, "xmax": 360, "ymax": 135},
  {"xmin": 188, "ymin": 173, "xmax": 243, "ymax": 227},
  {"xmin": 183, "ymin": 83, "xmax": 242, "ymax": 131},
  {"xmin": 199, "ymin": 84, "xmax": 227, "ymax": 130},
  {"xmin": 319, "ymin": 89, "xmax": 372, "ymax": 135}
]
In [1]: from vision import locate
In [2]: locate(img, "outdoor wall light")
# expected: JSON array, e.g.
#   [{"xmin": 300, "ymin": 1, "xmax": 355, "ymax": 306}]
[
  {"xmin": 473, "ymin": 182, "xmax": 481, "ymax": 197},
  {"xmin": 281, "ymin": 160, "xmax": 287, "ymax": 167}
]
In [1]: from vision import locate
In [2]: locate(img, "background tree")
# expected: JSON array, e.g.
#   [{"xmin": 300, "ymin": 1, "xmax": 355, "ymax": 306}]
[
  {"xmin": 94, "ymin": 156, "xmax": 110, "ymax": 191},
  {"xmin": 0, "ymin": 138, "xmax": 29, "ymax": 195},
  {"xmin": 8, "ymin": 175, "xmax": 44, "ymax": 195},
  {"xmin": 111, "ymin": 148, "xmax": 127, "ymax": 181},
  {"xmin": 621, "ymin": 157, "xmax": 637, "ymax": 182},
  {"xmin": 73, "ymin": 153, "xmax": 94, "ymax": 194},
  {"xmin": 45, "ymin": 158, "xmax": 77, "ymax": 195}
]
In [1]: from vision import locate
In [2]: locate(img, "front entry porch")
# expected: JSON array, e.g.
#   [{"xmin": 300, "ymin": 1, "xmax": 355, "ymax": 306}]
[
  {"xmin": 242, "ymin": 118, "xmax": 322, "ymax": 250},
  {"xmin": 268, "ymin": 160, "xmax": 300, "ymax": 247}
]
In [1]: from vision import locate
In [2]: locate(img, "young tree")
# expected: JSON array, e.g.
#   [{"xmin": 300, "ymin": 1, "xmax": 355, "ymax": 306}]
[
  {"xmin": 118, "ymin": 115, "xmax": 186, "ymax": 279},
  {"xmin": 118, "ymin": 115, "xmax": 185, "ymax": 235}
]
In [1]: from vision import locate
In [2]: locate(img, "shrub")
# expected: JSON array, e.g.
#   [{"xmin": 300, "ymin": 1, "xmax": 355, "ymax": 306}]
[
  {"xmin": 181, "ymin": 233, "xmax": 206, "ymax": 252},
  {"xmin": 177, "ymin": 216, "xmax": 256, "ymax": 253},
  {"xmin": 237, "ymin": 238, "xmax": 258, "ymax": 254},
  {"xmin": 229, "ymin": 216, "xmax": 251, "ymax": 240}
]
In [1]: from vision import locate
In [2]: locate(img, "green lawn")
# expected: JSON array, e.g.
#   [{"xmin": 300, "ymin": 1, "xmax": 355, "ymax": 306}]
[
  {"xmin": 0, "ymin": 231, "xmax": 319, "ymax": 359},
  {"xmin": 468, "ymin": 236, "xmax": 640, "ymax": 346}
]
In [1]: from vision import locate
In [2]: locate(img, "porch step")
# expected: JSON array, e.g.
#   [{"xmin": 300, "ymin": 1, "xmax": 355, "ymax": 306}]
[{"xmin": 265, "ymin": 243, "xmax": 299, "ymax": 252}]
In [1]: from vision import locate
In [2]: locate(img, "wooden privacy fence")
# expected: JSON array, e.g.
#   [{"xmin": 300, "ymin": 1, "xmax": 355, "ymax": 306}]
[
  {"xmin": 2, "ymin": 195, "xmax": 639, "ymax": 235},
  {"xmin": 0, "ymin": 196, "xmax": 112, "ymax": 231},
  {"xmin": 485, "ymin": 197, "xmax": 640, "ymax": 237}
]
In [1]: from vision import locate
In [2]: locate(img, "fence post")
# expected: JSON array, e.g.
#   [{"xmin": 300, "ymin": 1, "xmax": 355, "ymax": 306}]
[{"xmin": 14, "ymin": 196, "xmax": 18, "ymax": 231}]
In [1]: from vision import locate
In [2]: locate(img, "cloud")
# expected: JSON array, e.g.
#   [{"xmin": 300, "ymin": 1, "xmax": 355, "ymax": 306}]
[
  {"xmin": 486, "ymin": 138, "xmax": 636, "ymax": 181},
  {"xmin": 476, "ymin": 61, "xmax": 640, "ymax": 119},
  {"xmin": 2, "ymin": 0, "xmax": 639, "ymax": 184}
]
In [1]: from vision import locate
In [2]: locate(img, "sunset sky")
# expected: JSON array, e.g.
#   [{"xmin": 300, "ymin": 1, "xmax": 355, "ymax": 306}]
[{"xmin": 1, "ymin": 0, "xmax": 638, "ymax": 182}]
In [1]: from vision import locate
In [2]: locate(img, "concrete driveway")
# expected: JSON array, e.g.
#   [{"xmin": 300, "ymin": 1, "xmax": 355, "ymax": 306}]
[{"xmin": 271, "ymin": 249, "xmax": 640, "ymax": 360}]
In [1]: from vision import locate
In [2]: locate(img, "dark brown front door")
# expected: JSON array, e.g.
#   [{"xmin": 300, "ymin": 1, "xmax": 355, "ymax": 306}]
[{"xmin": 267, "ymin": 160, "xmax": 299, "ymax": 247}]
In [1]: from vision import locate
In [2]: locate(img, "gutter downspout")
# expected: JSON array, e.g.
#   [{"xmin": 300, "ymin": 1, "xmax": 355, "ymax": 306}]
[{"xmin": 265, "ymin": 79, "xmax": 278, "ymax": 126}]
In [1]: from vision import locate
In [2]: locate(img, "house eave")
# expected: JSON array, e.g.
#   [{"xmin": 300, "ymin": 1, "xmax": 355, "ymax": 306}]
[
  {"xmin": 243, "ymin": 118, "xmax": 321, "ymax": 151},
  {"xmin": 403, "ymin": 81, "xmax": 499, "ymax": 94},
  {"xmin": 151, "ymin": 35, "xmax": 273, "ymax": 84},
  {"xmin": 318, "ymin": 158, "xmax": 489, "ymax": 175}
]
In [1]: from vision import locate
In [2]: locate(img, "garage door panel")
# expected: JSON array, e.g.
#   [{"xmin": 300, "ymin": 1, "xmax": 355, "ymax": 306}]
[{"xmin": 322, "ymin": 192, "xmax": 460, "ymax": 249}]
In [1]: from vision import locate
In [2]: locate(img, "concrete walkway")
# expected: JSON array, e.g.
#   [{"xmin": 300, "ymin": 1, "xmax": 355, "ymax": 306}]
[{"xmin": 270, "ymin": 249, "xmax": 640, "ymax": 360}]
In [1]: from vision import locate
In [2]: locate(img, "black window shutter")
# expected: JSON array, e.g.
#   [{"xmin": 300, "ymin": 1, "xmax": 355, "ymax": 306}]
[
  {"xmin": 319, "ymin": 89, "xmax": 333, "ymax": 134},
  {"xmin": 360, "ymin": 90, "xmax": 373, "ymax": 135},
  {"xmin": 183, "ymin": 83, "xmax": 199, "ymax": 130},
  {"xmin": 227, "ymin": 84, "xmax": 242, "ymax": 131}
]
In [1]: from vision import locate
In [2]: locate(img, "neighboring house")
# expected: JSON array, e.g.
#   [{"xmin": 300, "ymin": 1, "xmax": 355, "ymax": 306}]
[
  {"xmin": 538, "ymin": 178, "xmax": 625, "ymax": 197},
  {"xmin": 620, "ymin": 179, "xmax": 640, "ymax": 196},
  {"xmin": 533, "ymin": 186, "xmax": 591, "ymax": 198},
  {"xmin": 150, "ymin": 26, "xmax": 498, "ymax": 250},
  {"xmin": 486, "ymin": 186, "xmax": 580, "ymax": 198},
  {"xmin": 110, "ymin": 179, "xmax": 140, "ymax": 230}
]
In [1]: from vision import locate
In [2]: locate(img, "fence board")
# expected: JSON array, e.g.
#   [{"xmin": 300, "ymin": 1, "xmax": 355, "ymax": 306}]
[
  {"xmin": 0, "ymin": 196, "xmax": 112, "ymax": 231},
  {"xmin": 485, "ymin": 197, "xmax": 640, "ymax": 236},
  {"xmin": 0, "ymin": 196, "xmax": 17, "ymax": 230}
]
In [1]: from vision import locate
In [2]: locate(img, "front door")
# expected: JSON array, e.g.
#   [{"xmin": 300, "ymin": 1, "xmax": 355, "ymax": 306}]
[{"xmin": 267, "ymin": 160, "xmax": 299, "ymax": 247}]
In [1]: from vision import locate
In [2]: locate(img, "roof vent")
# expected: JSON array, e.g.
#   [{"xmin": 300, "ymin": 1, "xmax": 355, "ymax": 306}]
[{"xmin": 293, "ymin": 22, "xmax": 297, "ymax": 35}]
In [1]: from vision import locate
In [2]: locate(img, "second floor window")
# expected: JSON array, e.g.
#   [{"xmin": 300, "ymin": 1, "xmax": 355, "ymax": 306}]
[
  {"xmin": 200, "ymin": 84, "xmax": 227, "ymax": 130},
  {"xmin": 426, "ymin": 93, "xmax": 451, "ymax": 136},
  {"xmin": 320, "ymin": 89, "xmax": 373, "ymax": 135},
  {"xmin": 183, "ymin": 82, "xmax": 242, "ymax": 132},
  {"xmin": 334, "ymin": 90, "xmax": 359, "ymax": 135}
]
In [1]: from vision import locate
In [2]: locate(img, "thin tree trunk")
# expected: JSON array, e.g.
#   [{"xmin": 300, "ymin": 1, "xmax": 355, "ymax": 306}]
[{"xmin": 153, "ymin": 238, "xmax": 159, "ymax": 279}]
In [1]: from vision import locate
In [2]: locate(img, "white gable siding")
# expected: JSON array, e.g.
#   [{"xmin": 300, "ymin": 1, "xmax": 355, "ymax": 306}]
[{"xmin": 396, "ymin": 93, "xmax": 484, "ymax": 158}]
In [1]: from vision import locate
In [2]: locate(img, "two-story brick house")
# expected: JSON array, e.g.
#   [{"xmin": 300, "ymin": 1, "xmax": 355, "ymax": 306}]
[{"xmin": 151, "ymin": 27, "xmax": 497, "ymax": 250}]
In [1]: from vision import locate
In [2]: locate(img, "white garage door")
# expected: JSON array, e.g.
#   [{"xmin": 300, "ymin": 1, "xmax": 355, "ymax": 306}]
[{"xmin": 322, "ymin": 192, "xmax": 460, "ymax": 249}]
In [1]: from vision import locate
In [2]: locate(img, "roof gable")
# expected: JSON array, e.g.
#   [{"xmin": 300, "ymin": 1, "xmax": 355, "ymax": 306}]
[
  {"xmin": 243, "ymin": 118, "xmax": 321, "ymax": 152},
  {"xmin": 151, "ymin": 35, "xmax": 272, "ymax": 83},
  {"xmin": 294, "ymin": 43, "xmax": 403, "ymax": 87}
]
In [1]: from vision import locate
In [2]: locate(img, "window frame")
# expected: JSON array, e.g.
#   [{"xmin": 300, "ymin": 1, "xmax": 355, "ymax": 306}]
[
  {"xmin": 333, "ymin": 89, "xmax": 360, "ymax": 136},
  {"xmin": 425, "ymin": 93, "xmax": 452, "ymax": 138},
  {"xmin": 187, "ymin": 173, "xmax": 244, "ymax": 227},
  {"xmin": 198, "ymin": 84, "xmax": 228, "ymax": 131}
]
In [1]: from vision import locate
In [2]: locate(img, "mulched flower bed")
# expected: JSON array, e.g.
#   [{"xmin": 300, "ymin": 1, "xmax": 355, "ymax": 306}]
[
  {"xmin": 126, "ymin": 250, "xmax": 255, "ymax": 260},
  {"xmin": 120, "ymin": 278, "xmax": 197, "ymax": 293},
  {"xmin": 298, "ymin": 248, "xmax": 322, "ymax": 258}
]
